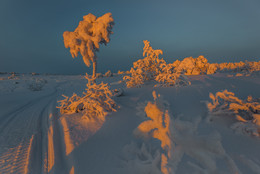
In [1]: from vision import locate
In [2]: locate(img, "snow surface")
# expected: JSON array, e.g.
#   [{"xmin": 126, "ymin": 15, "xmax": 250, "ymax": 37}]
[{"xmin": 0, "ymin": 72, "xmax": 260, "ymax": 174}]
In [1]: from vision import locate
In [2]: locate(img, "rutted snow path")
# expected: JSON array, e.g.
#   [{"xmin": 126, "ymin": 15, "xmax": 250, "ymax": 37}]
[{"xmin": 0, "ymin": 78, "xmax": 73, "ymax": 174}]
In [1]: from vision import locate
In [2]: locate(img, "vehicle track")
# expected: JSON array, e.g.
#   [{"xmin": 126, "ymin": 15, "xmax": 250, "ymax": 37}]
[{"xmin": 0, "ymin": 83, "xmax": 69, "ymax": 174}]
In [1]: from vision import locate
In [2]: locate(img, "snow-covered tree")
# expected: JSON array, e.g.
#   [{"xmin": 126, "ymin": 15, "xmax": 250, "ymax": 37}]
[{"xmin": 63, "ymin": 13, "xmax": 114, "ymax": 78}]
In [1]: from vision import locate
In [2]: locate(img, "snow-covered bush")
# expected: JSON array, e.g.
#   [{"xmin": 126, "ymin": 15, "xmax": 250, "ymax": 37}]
[
  {"xmin": 171, "ymin": 55, "xmax": 214, "ymax": 75},
  {"xmin": 104, "ymin": 70, "xmax": 112, "ymax": 77},
  {"xmin": 207, "ymin": 90, "xmax": 260, "ymax": 137},
  {"xmin": 57, "ymin": 75, "xmax": 117, "ymax": 120},
  {"xmin": 28, "ymin": 78, "xmax": 47, "ymax": 91},
  {"xmin": 211, "ymin": 60, "xmax": 260, "ymax": 74},
  {"xmin": 123, "ymin": 68, "xmax": 145, "ymax": 88},
  {"xmin": 155, "ymin": 62, "xmax": 190, "ymax": 87},
  {"xmin": 123, "ymin": 40, "xmax": 164, "ymax": 87},
  {"xmin": 169, "ymin": 57, "xmax": 260, "ymax": 75},
  {"xmin": 96, "ymin": 73, "xmax": 103, "ymax": 78},
  {"xmin": 63, "ymin": 13, "xmax": 114, "ymax": 78},
  {"xmin": 8, "ymin": 73, "xmax": 19, "ymax": 80},
  {"xmin": 124, "ymin": 40, "xmax": 189, "ymax": 88},
  {"xmin": 124, "ymin": 40, "xmax": 164, "ymax": 87},
  {"xmin": 155, "ymin": 73, "xmax": 190, "ymax": 87},
  {"xmin": 117, "ymin": 70, "xmax": 125, "ymax": 75}
]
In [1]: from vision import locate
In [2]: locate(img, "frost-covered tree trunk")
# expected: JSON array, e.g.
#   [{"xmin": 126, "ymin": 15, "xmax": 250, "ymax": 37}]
[{"xmin": 92, "ymin": 61, "xmax": 97, "ymax": 78}]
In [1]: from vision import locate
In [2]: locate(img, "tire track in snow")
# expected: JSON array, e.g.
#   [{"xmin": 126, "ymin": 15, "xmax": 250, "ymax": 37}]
[
  {"xmin": 0, "ymin": 89, "xmax": 57, "ymax": 134},
  {"xmin": 0, "ymin": 94, "xmax": 56, "ymax": 174},
  {"xmin": 0, "ymin": 136, "xmax": 34, "ymax": 174},
  {"xmin": 0, "ymin": 82, "xmax": 69, "ymax": 173},
  {"xmin": 28, "ymin": 96, "xmax": 55, "ymax": 173}
]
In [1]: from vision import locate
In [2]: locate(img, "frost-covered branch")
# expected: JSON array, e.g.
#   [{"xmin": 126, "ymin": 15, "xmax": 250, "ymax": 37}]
[{"xmin": 207, "ymin": 90, "xmax": 260, "ymax": 137}]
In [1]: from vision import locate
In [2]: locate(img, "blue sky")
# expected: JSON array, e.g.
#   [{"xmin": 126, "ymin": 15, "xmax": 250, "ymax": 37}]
[{"xmin": 1, "ymin": 0, "xmax": 260, "ymax": 74}]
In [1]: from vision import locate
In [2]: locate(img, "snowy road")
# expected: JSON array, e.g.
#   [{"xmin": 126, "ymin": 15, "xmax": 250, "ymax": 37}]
[
  {"xmin": 0, "ymin": 85, "xmax": 58, "ymax": 173},
  {"xmin": 0, "ymin": 76, "xmax": 82, "ymax": 174}
]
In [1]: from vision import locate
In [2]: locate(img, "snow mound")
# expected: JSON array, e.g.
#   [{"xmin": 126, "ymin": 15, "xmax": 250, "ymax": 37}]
[{"xmin": 207, "ymin": 90, "xmax": 260, "ymax": 137}]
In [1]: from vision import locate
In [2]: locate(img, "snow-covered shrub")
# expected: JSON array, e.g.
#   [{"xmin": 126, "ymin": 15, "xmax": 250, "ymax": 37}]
[
  {"xmin": 124, "ymin": 41, "xmax": 190, "ymax": 88},
  {"xmin": 96, "ymin": 73, "xmax": 103, "ymax": 78},
  {"xmin": 57, "ymin": 75, "xmax": 117, "ymax": 120},
  {"xmin": 123, "ymin": 40, "xmax": 164, "ymax": 87},
  {"xmin": 240, "ymin": 60, "xmax": 260, "ymax": 74},
  {"xmin": 155, "ymin": 73, "xmax": 190, "ymax": 87},
  {"xmin": 28, "ymin": 78, "xmax": 47, "ymax": 91},
  {"xmin": 248, "ymin": 61, "xmax": 260, "ymax": 72},
  {"xmin": 169, "ymin": 57, "xmax": 260, "ymax": 75},
  {"xmin": 155, "ymin": 62, "xmax": 190, "ymax": 87},
  {"xmin": 207, "ymin": 90, "xmax": 260, "ymax": 137},
  {"xmin": 171, "ymin": 55, "xmax": 213, "ymax": 75},
  {"xmin": 104, "ymin": 70, "xmax": 112, "ymax": 77},
  {"xmin": 207, "ymin": 63, "xmax": 218, "ymax": 74},
  {"xmin": 123, "ymin": 68, "xmax": 145, "ymax": 88},
  {"xmin": 31, "ymin": 72, "xmax": 39, "ymax": 76},
  {"xmin": 8, "ymin": 73, "xmax": 19, "ymax": 80},
  {"xmin": 117, "ymin": 70, "xmax": 125, "ymax": 75},
  {"xmin": 217, "ymin": 61, "xmax": 260, "ymax": 74}
]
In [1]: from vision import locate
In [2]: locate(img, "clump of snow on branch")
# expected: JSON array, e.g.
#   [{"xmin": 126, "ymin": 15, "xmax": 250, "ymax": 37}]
[
  {"xmin": 124, "ymin": 91, "xmax": 240, "ymax": 174},
  {"xmin": 57, "ymin": 75, "xmax": 117, "ymax": 121},
  {"xmin": 63, "ymin": 13, "xmax": 114, "ymax": 67},
  {"xmin": 123, "ymin": 41, "xmax": 190, "ymax": 88},
  {"xmin": 207, "ymin": 90, "xmax": 260, "ymax": 137}
]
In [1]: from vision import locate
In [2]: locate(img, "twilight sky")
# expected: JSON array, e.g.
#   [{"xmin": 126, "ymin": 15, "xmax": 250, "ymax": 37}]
[{"xmin": 1, "ymin": 0, "xmax": 260, "ymax": 74}]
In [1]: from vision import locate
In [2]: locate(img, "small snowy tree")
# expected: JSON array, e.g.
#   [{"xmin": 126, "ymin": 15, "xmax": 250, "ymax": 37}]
[
  {"xmin": 123, "ymin": 40, "xmax": 165, "ymax": 87},
  {"xmin": 63, "ymin": 13, "xmax": 114, "ymax": 78},
  {"xmin": 124, "ymin": 40, "xmax": 190, "ymax": 88}
]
